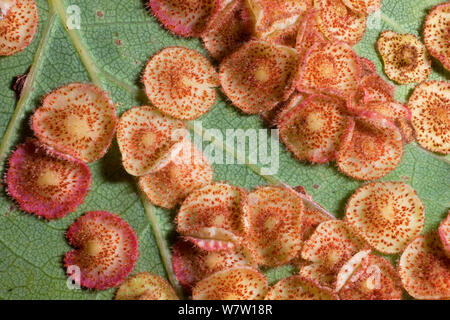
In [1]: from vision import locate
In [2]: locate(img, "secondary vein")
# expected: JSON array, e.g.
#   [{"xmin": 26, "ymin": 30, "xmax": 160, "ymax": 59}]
[
  {"xmin": 379, "ymin": 12, "xmax": 408, "ymax": 33},
  {"xmin": 139, "ymin": 190, "xmax": 185, "ymax": 298}
]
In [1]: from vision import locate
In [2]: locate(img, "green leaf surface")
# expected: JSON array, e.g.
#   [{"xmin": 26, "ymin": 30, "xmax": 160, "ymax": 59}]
[{"xmin": 0, "ymin": 0, "xmax": 448, "ymax": 299}]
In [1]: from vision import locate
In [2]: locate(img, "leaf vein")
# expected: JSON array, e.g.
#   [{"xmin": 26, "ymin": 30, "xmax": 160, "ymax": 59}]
[{"xmin": 0, "ymin": 11, "xmax": 56, "ymax": 171}]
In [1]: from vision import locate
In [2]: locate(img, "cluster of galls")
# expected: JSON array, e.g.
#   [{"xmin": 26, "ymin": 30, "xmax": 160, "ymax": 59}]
[
  {"xmin": 3, "ymin": 35, "xmax": 219, "ymax": 292},
  {"xmin": 149, "ymin": 0, "xmax": 450, "ymax": 181},
  {"xmin": 4, "ymin": 83, "xmax": 143, "ymax": 290},
  {"xmin": 0, "ymin": 0, "xmax": 171, "ymax": 293},
  {"xmin": 7, "ymin": 83, "xmax": 118, "ymax": 220},
  {"xmin": 172, "ymin": 183, "xmax": 336, "ymax": 299},
  {"xmin": 4, "ymin": 73, "xmax": 219, "ymax": 293},
  {"xmin": 169, "ymin": 181, "xmax": 449, "ymax": 300},
  {"xmin": 2, "ymin": 0, "xmax": 448, "ymax": 299}
]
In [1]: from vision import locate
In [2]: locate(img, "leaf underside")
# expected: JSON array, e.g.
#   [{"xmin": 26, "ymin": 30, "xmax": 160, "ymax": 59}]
[{"xmin": 0, "ymin": 0, "xmax": 448, "ymax": 299}]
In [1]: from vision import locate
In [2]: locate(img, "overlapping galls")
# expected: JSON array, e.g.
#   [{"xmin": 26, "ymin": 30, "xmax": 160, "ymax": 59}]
[
  {"xmin": 7, "ymin": 83, "xmax": 118, "ymax": 219},
  {"xmin": 116, "ymin": 106, "xmax": 188, "ymax": 176},
  {"xmin": 168, "ymin": 180, "xmax": 435, "ymax": 300},
  {"xmin": 142, "ymin": 47, "xmax": 219, "ymax": 120},
  {"xmin": 6, "ymin": 138, "xmax": 91, "ymax": 220},
  {"xmin": 138, "ymin": 141, "xmax": 214, "ymax": 209},
  {"xmin": 377, "ymin": 31, "xmax": 432, "ymax": 84},
  {"xmin": 4, "ymin": 81, "xmax": 143, "ymax": 291},
  {"xmin": 149, "ymin": 0, "xmax": 412, "ymax": 180},
  {"xmin": 408, "ymin": 81, "xmax": 450, "ymax": 155},
  {"xmin": 148, "ymin": 0, "xmax": 448, "ymax": 182},
  {"xmin": 336, "ymin": 250, "xmax": 403, "ymax": 300}
]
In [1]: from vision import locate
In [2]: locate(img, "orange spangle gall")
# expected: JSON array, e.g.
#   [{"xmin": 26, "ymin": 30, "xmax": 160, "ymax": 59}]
[
  {"xmin": 360, "ymin": 73, "xmax": 394, "ymax": 101},
  {"xmin": 349, "ymin": 73, "xmax": 415, "ymax": 143},
  {"xmin": 31, "ymin": 83, "xmax": 118, "ymax": 163},
  {"xmin": 399, "ymin": 233, "xmax": 450, "ymax": 300},
  {"xmin": 265, "ymin": 275, "xmax": 339, "ymax": 300},
  {"xmin": 337, "ymin": 251, "xmax": 403, "ymax": 300},
  {"xmin": 149, "ymin": 0, "xmax": 218, "ymax": 37},
  {"xmin": 336, "ymin": 111, "xmax": 404, "ymax": 181},
  {"xmin": 115, "ymin": 272, "xmax": 178, "ymax": 300},
  {"xmin": 279, "ymin": 94, "xmax": 349, "ymax": 164},
  {"xmin": 242, "ymin": 185, "xmax": 304, "ymax": 267},
  {"xmin": 301, "ymin": 220, "xmax": 367, "ymax": 274},
  {"xmin": 201, "ymin": 0, "xmax": 252, "ymax": 61},
  {"xmin": 6, "ymin": 139, "xmax": 91, "ymax": 220},
  {"xmin": 438, "ymin": 212, "xmax": 450, "ymax": 257},
  {"xmin": 377, "ymin": 31, "xmax": 432, "ymax": 84},
  {"xmin": 345, "ymin": 182, "xmax": 425, "ymax": 254},
  {"xmin": 244, "ymin": 0, "xmax": 312, "ymax": 36},
  {"xmin": 176, "ymin": 183, "xmax": 247, "ymax": 246},
  {"xmin": 0, "ymin": 0, "xmax": 38, "ymax": 56},
  {"xmin": 219, "ymin": 40, "xmax": 299, "ymax": 114},
  {"xmin": 143, "ymin": 47, "xmax": 219, "ymax": 120},
  {"xmin": 172, "ymin": 239, "xmax": 254, "ymax": 291},
  {"xmin": 296, "ymin": 41, "xmax": 361, "ymax": 99},
  {"xmin": 395, "ymin": 117, "xmax": 415, "ymax": 144},
  {"xmin": 192, "ymin": 266, "xmax": 268, "ymax": 300},
  {"xmin": 314, "ymin": 0, "xmax": 367, "ymax": 46},
  {"xmin": 116, "ymin": 106, "xmax": 188, "ymax": 176},
  {"xmin": 361, "ymin": 102, "xmax": 414, "ymax": 144},
  {"xmin": 138, "ymin": 141, "xmax": 213, "ymax": 209},
  {"xmin": 64, "ymin": 211, "xmax": 139, "ymax": 290},
  {"xmin": 424, "ymin": 3, "xmax": 450, "ymax": 71},
  {"xmin": 407, "ymin": 81, "xmax": 450, "ymax": 154},
  {"xmin": 341, "ymin": 0, "xmax": 381, "ymax": 14}
]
